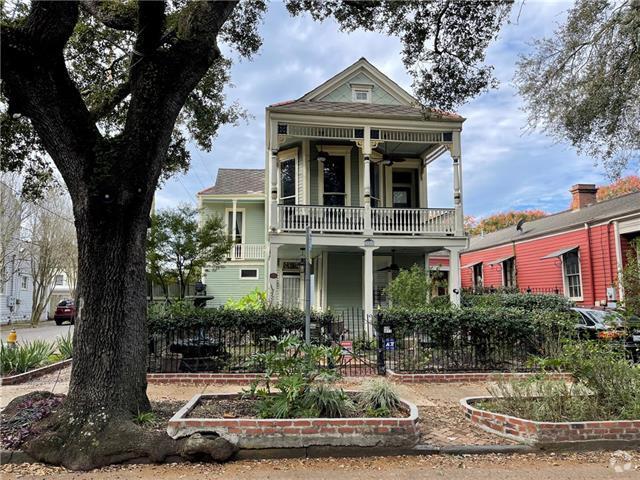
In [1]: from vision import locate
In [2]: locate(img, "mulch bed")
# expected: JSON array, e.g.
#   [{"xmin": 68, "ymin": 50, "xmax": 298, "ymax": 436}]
[{"xmin": 187, "ymin": 394, "xmax": 409, "ymax": 419}]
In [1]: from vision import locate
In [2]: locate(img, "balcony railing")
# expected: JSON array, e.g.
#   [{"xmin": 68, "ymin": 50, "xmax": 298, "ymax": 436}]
[
  {"xmin": 371, "ymin": 207, "xmax": 455, "ymax": 234},
  {"xmin": 278, "ymin": 205, "xmax": 366, "ymax": 233},
  {"xmin": 277, "ymin": 205, "xmax": 456, "ymax": 235},
  {"xmin": 229, "ymin": 243, "xmax": 265, "ymax": 260}
]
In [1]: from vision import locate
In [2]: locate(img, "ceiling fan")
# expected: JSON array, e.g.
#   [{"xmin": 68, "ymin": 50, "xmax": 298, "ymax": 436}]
[
  {"xmin": 377, "ymin": 249, "xmax": 400, "ymax": 273},
  {"xmin": 371, "ymin": 143, "xmax": 406, "ymax": 167}
]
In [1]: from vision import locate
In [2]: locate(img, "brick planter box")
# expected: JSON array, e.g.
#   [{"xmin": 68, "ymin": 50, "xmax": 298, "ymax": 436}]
[
  {"xmin": 387, "ymin": 370, "xmax": 571, "ymax": 384},
  {"xmin": 147, "ymin": 373, "xmax": 265, "ymax": 385},
  {"xmin": 0, "ymin": 359, "xmax": 71, "ymax": 386},
  {"xmin": 461, "ymin": 396, "xmax": 640, "ymax": 446},
  {"xmin": 168, "ymin": 393, "xmax": 420, "ymax": 449}
]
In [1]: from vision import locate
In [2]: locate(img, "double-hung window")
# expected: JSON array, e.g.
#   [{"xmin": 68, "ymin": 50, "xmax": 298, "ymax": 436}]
[
  {"xmin": 322, "ymin": 156, "xmax": 346, "ymax": 206},
  {"xmin": 279, "ymin": 158, "xmax": 296, "ymax": 205},
  {"xmin": 563, "ymin": 250, "xmax": 582, "ymax": 299},
  {"xmin": 502, "ymin": 258, "xmax": 516, "ymax": 288}
]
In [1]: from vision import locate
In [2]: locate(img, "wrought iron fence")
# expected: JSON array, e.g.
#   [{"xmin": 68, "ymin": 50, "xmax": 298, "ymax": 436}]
[{"xmin": 147, "ymin": 308, "xmax": 381, "ymax": 376}]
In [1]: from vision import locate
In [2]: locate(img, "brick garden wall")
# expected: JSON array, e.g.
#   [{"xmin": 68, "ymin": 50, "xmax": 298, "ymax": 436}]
[
  {"xmin": 387, "ymin": 370, "xmax": 571, "ymax": 384},
  {"xmin": 168, "ymin": 393, "xmax": 420, "ymax": 449},
  {"xmin": 461, "ymin": 397, "xmax": 640, "ymax": 445}
]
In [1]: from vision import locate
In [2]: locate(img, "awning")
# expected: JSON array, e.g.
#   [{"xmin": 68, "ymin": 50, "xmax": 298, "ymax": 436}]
[
  {"xmin": 541, "ymin": 246, "xmax": 579, "ymax": 260},
  {"xmin": 461, "ymin": 260, "xmax": 482, "ymax": 269},
  {"xmin": 488, "ymin": 255, "xmax": 514, "ymax": 266}
]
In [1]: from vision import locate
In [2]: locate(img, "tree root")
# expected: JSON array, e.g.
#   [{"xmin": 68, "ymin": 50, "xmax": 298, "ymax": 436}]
[{"xmin": 23, "ymin": 407, "xmax": 237, "ymax": 471}]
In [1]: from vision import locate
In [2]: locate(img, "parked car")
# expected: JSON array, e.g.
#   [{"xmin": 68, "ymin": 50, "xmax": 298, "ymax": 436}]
[
  {"xmin": 54, "ymin": 299, "xmax": 76, "ymax": 325},
  {"xmin": 571, "ymin": 307, "xmax": 640, "ymax": 362}
]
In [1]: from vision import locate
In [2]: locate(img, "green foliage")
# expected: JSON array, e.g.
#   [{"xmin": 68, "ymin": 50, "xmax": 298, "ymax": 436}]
[
  {"xmin": 0, "ymin": 340, "xmax": 56, "ymax": 375},
  {"xmin": 515, "ymin": 0, "xmax": 640, "ymax": 176},
  {"xmin": 147, "ymin": 204, "xmax": 231, "ymax": 299},
  {"xmin": 484, "ymin": 377, "xmax": 599, "ymax": 422},
  {"xmin": 385, "ymin": 265, "xmax": 436, "ymax": 308},
  {"xmin": 621, "ymin": 239, "xmax": 640, "ymax": 316},
  {"xmin": 357, "ymin": 378, "xmax": 401, "ymax": 416},
  {"xmin": 134, "ymin": 411, "xmax": 156, "ymax": 425},
  {"xmin": 147, "ymin": 302, "xmax": 334, "ymax": 337},
  {"xmin": 56, "ymin": 332, "xmax": 74, "ymax": 360},
  {"xmin": 224, "ymin": 289, "xmax": 268, "ymax": 311},
  {"xmin": 246, "ymin": 335, "xmax": 352, "ymax": 419},
  {"xmin": 487, "ymin": 340, "xmax": 640, "ymax": 421},
  {"xmin": 461, "ymin": 292, "xmax": 574, "ymax": 311}
]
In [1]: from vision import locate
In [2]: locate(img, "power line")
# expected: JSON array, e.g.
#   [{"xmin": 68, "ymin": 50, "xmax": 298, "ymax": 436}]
[{"xmin": 0, "ymin": 180, "xmax": 74, "ymax": 225}]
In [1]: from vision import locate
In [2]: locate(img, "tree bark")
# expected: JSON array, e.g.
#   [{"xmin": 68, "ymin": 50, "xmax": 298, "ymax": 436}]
[{"xmin": 68, "ymin": 199, "xmax": 152, "ymax": 414}]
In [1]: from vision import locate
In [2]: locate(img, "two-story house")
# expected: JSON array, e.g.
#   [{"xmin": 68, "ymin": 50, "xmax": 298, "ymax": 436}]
[{"xmin": 200, "ymin": 58, "xmax": 468, "ymax": 315}]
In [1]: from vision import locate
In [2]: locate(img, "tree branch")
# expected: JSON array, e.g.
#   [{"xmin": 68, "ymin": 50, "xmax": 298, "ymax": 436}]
[
  {"xmin": 89, "ymin": 80, "xmax": 131, "ymax": 121},
  {"xmin": 80, "ymin": 0, "xmax": 137, "ymax": 31}
]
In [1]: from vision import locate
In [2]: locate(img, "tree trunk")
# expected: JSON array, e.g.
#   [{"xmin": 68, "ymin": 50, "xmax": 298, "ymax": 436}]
[{"xmin": 67, "ymin": 206, "xmax": 151, "ymax": 414}]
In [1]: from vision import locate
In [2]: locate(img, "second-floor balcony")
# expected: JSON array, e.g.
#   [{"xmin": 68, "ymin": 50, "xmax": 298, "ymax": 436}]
[
  {"xmin": 229, "ymin": 243, "xmax": 266, "ymax": 261},
  {"xmin": 277, "ymin": 204, "xmax": 456, "ymax": 235}
]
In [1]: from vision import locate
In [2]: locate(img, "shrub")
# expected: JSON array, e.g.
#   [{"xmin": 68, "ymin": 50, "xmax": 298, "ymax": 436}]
[
  {"xmin": 147, "ymin": 303, "xmax": 335, "ymax": 336},
  {"xmin": 246, "ymin": 335, "xmax": 352, "ymax": 418},
  {"xmin": 1, "ymin": 340, "xmax": 56, "ymax": 375},
  {"xmin": 621, "ymin": 238, "xmax": 640, "ymax": 315},
  {"xmin": 485, "ymin": 341, "xmax": 640, "ymax": 421},
  {"xmin": 56, "ymin": 332, "xmax": 73, "ymax": 360},
  {"xmin": 224, "ymin": 289, "xmax": 268, "ymax": 311},
  {"xmin": 358, "ymin": 378, "xmax": 401, "ymax": 416},
  {"xmin": 385, "ymin": 265, "xmax": 435, "ymax": 308},
  {"xmin": 462, "ymin": 292, "xmax": 573, "ymax": 311}
]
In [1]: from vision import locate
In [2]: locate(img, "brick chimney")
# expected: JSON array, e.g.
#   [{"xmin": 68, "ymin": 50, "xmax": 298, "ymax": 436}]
[{"xmin": 570, "ymin": 183, "xmax": 598, "ymax": 210}]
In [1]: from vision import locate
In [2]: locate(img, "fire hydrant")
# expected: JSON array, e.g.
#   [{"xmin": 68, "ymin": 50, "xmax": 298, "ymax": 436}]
[{"xmin": 6, "ymin": 329, "xmax": 17, "ymax": 348}]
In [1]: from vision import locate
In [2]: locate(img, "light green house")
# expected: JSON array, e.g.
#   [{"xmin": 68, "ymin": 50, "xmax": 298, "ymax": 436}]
[{"xmin": 199, "ymin": 58, "xmax": 468, "ymax": 314}]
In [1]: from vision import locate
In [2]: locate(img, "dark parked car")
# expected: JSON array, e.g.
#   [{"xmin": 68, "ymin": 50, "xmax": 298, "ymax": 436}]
[
  {"xmin": 54, "ymin": 299, "xmax": 76, "ymax": 325},
  {"xmin": 571, "ymin": 307, "xmax": 640, "ymax": 362}
]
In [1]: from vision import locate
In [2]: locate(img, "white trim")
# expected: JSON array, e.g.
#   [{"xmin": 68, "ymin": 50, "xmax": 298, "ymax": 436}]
[
  {"xmin": 224, "ymin": 207, "xmax": 246, "ymax": 244},
  {"xmin": 317, "ymin": 145, "xmax": 352, "ymax": 206},
  {"xmin": 268, "ymin": 112, "xmax": 463, "ymax": 130},
  {"xmin": 303, "ymin": 140, "xmax": 310, "ymax": 204},
  {"xmin": 239, "ymin": 268, "xmax": 259, "ymax": 280},
  {"xmin": 613, "ymin": 221, "xmax": 624, "ymax": 301},
  {"xmin": 278, "ymin": 148, "xmax": 298, "ymax": 205},
  {"xmin": 561, "ymin": 249, "xmax": 584, "ymax": 302}
]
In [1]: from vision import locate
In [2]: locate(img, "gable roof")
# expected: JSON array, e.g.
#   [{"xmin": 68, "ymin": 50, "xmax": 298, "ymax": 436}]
[
  {"xmin": 466, "ymin": 192, "xmax": 640, "ymax": 253},
  {"xmin": 198, "ymin": 168, "xmax": 265, "ymax": 196},
  {"xmin": 300, "ymin": 58, "xmax": 416, "ymax": 105},
  {"xmin": 267, "ymin": 57, "xmax": 463, "ymax": 122}
]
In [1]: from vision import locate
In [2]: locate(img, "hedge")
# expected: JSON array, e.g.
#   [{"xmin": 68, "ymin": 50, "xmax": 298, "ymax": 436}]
[
  {"xmin": 380, "ymin": 306, "xmax": 577, "ymax": 347},
  {"xmin": 461, "ymin": 292, "xmax": 574, "ymax": 311},
  {"xmin": 147, "ymin": 303, "xmax": 335, "ymax": 335}
]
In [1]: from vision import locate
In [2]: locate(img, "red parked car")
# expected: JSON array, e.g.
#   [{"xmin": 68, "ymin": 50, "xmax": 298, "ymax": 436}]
[{"xmin": 54, "ymin": 299, "xmax": 76, "ymax": 325}]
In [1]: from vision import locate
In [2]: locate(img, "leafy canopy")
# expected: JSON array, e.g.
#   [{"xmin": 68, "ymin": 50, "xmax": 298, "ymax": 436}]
[
  {"xmin": 596, "ymin": 174, "xmax": 640, "ymax": 202},
  {"xmin": 1, "ymin": 0, "xmax": 513, "ymax": 195},
  {"xmin": 146, "ymin": 204, "xmax": 230, "ymax": 299},
  {"xmin": 515, "ymin": 0, "xmax": 640, "ymax": 177}
]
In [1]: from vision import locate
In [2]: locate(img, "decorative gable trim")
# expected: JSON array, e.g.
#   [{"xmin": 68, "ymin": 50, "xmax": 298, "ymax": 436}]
[{"xmin": 300, "ymin": 58, "xmax": 416, "ymax": 106}]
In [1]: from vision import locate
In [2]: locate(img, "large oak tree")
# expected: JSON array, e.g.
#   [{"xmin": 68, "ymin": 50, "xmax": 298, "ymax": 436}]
[{"xmin": 1, "ymin": 0, "xmax": 512, "ymax": 469}]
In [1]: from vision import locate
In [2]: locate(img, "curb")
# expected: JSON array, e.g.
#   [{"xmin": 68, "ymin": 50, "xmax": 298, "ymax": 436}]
[{"xmin": 0, "ymin": 359, "xmax": 72, "ymax": 386}]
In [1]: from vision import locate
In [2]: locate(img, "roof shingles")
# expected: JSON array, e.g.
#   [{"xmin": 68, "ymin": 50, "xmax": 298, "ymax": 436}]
[
  {"xmin": 198, "ymin": 168, "xmax": 265, "ymax": 196},
  {"xmin": 466, "ymin": 192, "xmax": 640, "ymax": 252}
]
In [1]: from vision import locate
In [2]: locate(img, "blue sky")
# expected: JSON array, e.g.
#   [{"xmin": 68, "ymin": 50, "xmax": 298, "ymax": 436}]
[{"xmin": 156, "ymin": 1, "xmax": 628, "ymax": 218}]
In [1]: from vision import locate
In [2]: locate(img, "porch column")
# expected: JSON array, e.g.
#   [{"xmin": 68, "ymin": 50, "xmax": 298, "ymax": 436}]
[
  {"xmin": 270, "ymin": 150, "xmax": 278, "ymax": 231},
  {"xmin": 613, "ymin": 221, "xmax": 624, "ymax": 302},
  {"xmin": 362, "ymin": 126, "xmax": 373, "ymax": 235},
  {"xmin": 231, "ymin": 199, "xmax": 238, "ymax": 258},
  {"xmin": 267, "ymin": 244, "xmax": 280, "ymax": 306},
  {"xmin": 446, "ymin": 246, "xmax": 462, "ymax": 307},
  {"xmin": 360, "ymin": 242, "xmax": 378, "ymax": 333},
  {"xmin": 451, "ymin": 132, "xmax": 464, "ymax": 236}
]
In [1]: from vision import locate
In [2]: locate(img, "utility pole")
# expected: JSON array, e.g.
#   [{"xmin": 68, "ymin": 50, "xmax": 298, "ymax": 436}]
[{"xmin": 304, "ymin": 226, "xmax": 312, "ymax": 344}]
